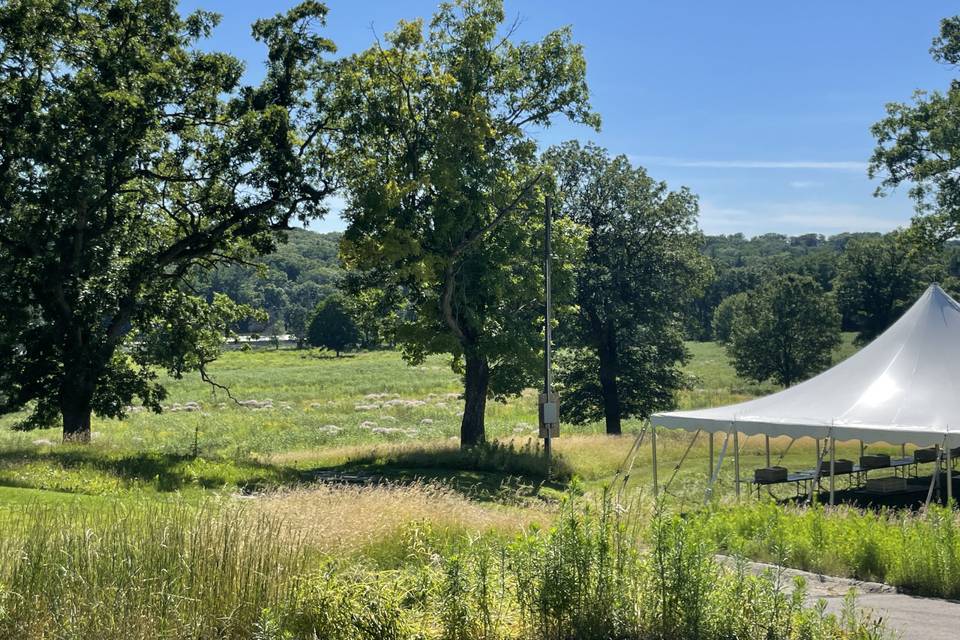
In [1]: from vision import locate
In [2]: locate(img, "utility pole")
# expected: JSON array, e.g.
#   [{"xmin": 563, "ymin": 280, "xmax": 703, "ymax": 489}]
[{"xmin": 539, "ymin": 195, "xmax": 559, "ymax": 462}]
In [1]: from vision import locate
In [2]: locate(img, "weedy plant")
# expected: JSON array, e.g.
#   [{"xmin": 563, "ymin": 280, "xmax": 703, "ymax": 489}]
[
  {"xmin": 0, "ymin": 490, "xmax": 889, "ymax": 640},
  {"xmin": 700, "ymin": 499, "xmax": 960, "ymax": 599}
]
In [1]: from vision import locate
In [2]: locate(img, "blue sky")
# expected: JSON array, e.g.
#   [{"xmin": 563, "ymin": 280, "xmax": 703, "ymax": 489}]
[{"xmin": 180, "ymin": 0, "xmax": 955, "ymax": 237}]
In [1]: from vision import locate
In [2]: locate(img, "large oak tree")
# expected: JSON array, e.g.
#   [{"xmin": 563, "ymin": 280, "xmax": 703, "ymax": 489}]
[
  {"xmin": 0, "ymin": 0, "xmax": 338, "ymax": 440},
  {"xmin": 335, "ymin": 0, "xmax": 597, "ymax": 446},
  {"xmin": 545, "ymin": 141, "xmax": 710, "ymax": 435}
]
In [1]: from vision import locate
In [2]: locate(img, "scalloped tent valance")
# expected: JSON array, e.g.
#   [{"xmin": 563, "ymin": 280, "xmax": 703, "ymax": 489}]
[{"xmin": 652, "ymin": 283, "xmax": 960, "ymax": 447}]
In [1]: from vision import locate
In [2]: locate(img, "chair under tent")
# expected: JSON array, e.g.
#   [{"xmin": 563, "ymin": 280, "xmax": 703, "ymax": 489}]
[{"xmin": 648, "ymin": 283, "xmax": 960, "ymax": 507}]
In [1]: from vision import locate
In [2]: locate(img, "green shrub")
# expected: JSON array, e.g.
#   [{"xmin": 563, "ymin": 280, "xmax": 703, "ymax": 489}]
[{"xmin": 701, "ymin": 500, "xmax": 960, "ymax": 599}]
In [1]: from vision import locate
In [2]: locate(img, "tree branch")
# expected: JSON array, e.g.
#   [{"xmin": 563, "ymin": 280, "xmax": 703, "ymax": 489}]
[{"xmin": 440, "ymin": 172, "xmax": 543, "ymax": 342}]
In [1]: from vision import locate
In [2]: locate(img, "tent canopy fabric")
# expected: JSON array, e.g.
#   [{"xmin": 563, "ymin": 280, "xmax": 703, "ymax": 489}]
[{"xmin": 651, "ymin": 284, "xmax": 960, "ymax": 447}]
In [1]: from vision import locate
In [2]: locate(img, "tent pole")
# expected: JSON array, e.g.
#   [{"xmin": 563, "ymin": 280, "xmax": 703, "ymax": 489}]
[
  {"xmin": 765, "ymin": 435, "xmax": 771, "ymax": 468},
  {"xmin": 829, "ymin": 436, "xmax": 836, "ymax": 506},
  {"xmin": 733, "ymin": 430, "xmax": 741, "ymax": 500},
  {"xmin": 651, "ymin": 424, "xmax": 658, "ymax": 499},
  {"xmin": 948, "ymin": 438, "xmax": 953, "ymax": 506},
  {"xmin": 809, "ymin": 435, "xmax": 827, "ymax": 504},
  {"xmin": 936, "ymin": 443, "xmax": 941, "ymax": 499},
  {"xmin": 925, "ymin": 436, "xmax": 947, "ymax": 508},
  {"xmin": 704, "ymin": 428, "xmax": 731, "ymax": 504},
  {"xmin": 708, "ymin": 432, "xmax": 714, "ymax": 481}
]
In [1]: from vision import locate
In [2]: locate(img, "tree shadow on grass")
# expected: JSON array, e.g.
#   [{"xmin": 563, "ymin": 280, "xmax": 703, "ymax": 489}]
[
  {"xmin": 0, "ymin": 440, "xmax": 573, "ymax": 503},
  {"xmin": 0, "ymin": 447, "xmax": 302, "ymax": 495},
  {"xmin": 301, "ymin": 440, "xmax": 574, "ymax": 504}
]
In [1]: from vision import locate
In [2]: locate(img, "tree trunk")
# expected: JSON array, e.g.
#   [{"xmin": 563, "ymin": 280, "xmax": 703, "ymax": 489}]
[
  {"xmin": 60, "ymin": 382, "xmax": 94, "ymax": 443},
  {"xmin": 598, "ymin": 329, "xmax": 622, "ymax": 435},
  {"xmin": 460, "ymin": 350, "xmax": 489, "ymax": 447}
]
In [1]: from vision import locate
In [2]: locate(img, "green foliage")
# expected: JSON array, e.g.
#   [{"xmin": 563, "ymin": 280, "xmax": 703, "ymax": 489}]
[
  {"xmin": 0, "ymin": 491, "xmax": 892, "ymax": 639},
  {"xmin": 712, "ymin": 292, "xmax": 748, "ymax": 344},
  {"xmin": 0, "ymin": 1, "xmax": 338, "ymax": 439},
  {"xmin": 702, "ymin": 500, "xmax": 960, "ymax": 600},
  {"xmin": 728, "ymin": 275, "xmax": 841, "ymax": 387},
  {"xmin": 308, "ymin": 294, "xmax": 360, "ymax": 356},
  {"xmin": 545, "ymin": 141, "xmax": 711, "ymax": 434},
  {"xmin": 191, "ymin": 229, "xmax": 344, "ymax": 335},
  {"xmin": 686, "ymin": 233, "xmax": 854, "ymax": 340},
  {"xmin": 871, "ymin": 15, "xmax": 960, "ymax": 244},
  {"xmin": 834, "ymin": 232, "xmax": 952, "ymax": 344},
  {"xmin": 335, "ymin": 0, "xmax": 598, "ymax": 445}
]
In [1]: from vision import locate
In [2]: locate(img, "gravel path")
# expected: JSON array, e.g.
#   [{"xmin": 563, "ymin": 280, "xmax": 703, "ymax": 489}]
[{"xmin": 737, "ymin": 558, "xmax": 960, "ymax": 639}]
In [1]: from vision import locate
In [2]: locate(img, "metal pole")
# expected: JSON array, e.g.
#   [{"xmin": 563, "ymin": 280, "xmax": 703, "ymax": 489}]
[
  {"xmin": 935, "ymin": 443, "xmax": 942, "ymax": 500},
  {"xmin": 765, "ymin": 435, "xmax": 771, "ymax": 468},
  {"xmin": 829, "ymin": 436, "xmax": 836, "ymax": 506},
  {"xmin": 733, "ymin": 430, "xmax": 741, "ymax": 500},
  {"xmin": 651, "ymin": 424, "xmax": 659, "ymax": 498},
  {"xmin": 933, "ymin": 437, "xmax": 947, "ymax": 500},
  {"xmin": 708, "ymin": 432, "xmax": 714, "ymax": 481},
  {"xmin": 705, "ymin": 428, "xmax": 731, "ymax": 504},
  {"xmin": 948, "ymin": 438, "xmax": 953, "ymax": 505},
  {"xmin": 543, "ymin": 196, "xmax": 553, "ymax": 462},
  {"xmin": 810, "ymin": 435, "xmax": 827, "ymax": 504}
]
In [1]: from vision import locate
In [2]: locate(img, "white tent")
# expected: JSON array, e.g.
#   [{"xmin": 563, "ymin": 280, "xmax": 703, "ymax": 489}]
[{"xmin": 652, "ymin": 283, "xmax": 960, "ymax": 448}]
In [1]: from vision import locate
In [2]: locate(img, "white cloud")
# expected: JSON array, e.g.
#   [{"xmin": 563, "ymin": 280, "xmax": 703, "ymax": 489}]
[
  {"xmin": 788, "ymin": 180, "xmax": 823, "ymax": 189},
  {"xmin": 633, "ymin": 155, "xmax": 867, "ymax": 171}
]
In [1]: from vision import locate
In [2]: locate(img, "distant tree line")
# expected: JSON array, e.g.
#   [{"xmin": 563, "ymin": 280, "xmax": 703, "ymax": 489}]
[{"xmin": 688, "ymin": 232, "xmax": 960, "ymax": 342}]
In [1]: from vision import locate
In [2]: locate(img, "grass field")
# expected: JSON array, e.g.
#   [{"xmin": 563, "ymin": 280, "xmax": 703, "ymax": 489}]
[
  {"xmin": 0, "ymin": 333, "xmax": 872, "ymax": 505},
  {"xmin": 0, "ymin": 336, "xmax": 857, "ymax": 501},
  {"xmin": 0, "ymin": 334, "xmax": 920, "ymax": 638}
]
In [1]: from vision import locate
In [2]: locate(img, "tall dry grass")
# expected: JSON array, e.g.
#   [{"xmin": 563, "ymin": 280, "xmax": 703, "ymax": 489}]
[
  {"xmin": 255, "ymin": 481, "xmax": 550, "ymax": 558},
  {"xmin": 0, "ymin": 500, "xmax": 309, "ymax": 639}
]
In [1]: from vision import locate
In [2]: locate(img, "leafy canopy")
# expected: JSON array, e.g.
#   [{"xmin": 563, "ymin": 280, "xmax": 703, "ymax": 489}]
[
  {"xmin": 0, "ymin": 0, "xmax": 337, "ymax": 436},
  {"xmin": 335, "ymin": 0, "xmax": 597, "ymax": 443},
  {"xmin": 545, "ymin": 141, "xmax": 710, "ymax": 431},
  {"xmin": 871, "ymin": 15, "xmax": 960, "ymax": 244},
  {"xmin": 727, "ymin": 275, "xmax": 841, "ymax": 388},
  {"xmin": 712, "ymin": 292, "xmax": 748, "ymax": 345},
  {"xmin": 307, "ymin": 294, "xmax": 359, "ymax": 356},
  {"xmin": 833, "ymin": 232, "xmax": 948, "ymax": 344}
]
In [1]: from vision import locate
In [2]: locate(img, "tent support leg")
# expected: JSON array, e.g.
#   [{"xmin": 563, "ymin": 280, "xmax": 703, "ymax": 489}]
[
  {"xmin": 925, "ymin": 463, "xmax": 938, "ymax": 508},
  {"xmin": 829, "ymin": 436, "xmax": 836, "ymax": 506},
  {"xmin": 936, "ymin": 443, "xmax": 941, "ymax": 500},
  {"xmin": 651, "ymin": 424, "xmax": 658, "ymax": 499},
  {"xmin": 765, "ymin": 435, "xmax": 771, "ymax": 468},
  {"xmin": 704, "ymin": 428, "xmax": 731, "ymax": 504},
  {"xmin": 708, "ymin": 433, "xmax": 714, "ymax": 481},
  {"xmin": 733, "ymin": 430, "xmax": 741, "ymax": 500},
  {"xmin": 925, "ymin": 437, "xmax": 947, "ymax": 508},
  {"xmin": 809, "ymin": 436, "xmax": 827, "ymax": 504},
  {"xmin": 948, "ymin": 443, "xmax": 953, "ymax": 506}
]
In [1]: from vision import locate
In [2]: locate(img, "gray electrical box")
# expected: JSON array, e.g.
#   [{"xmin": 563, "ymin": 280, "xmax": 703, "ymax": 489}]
[{"xmin": 538, "ymin": 391, "xmax": 560, "ymax": 438}]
